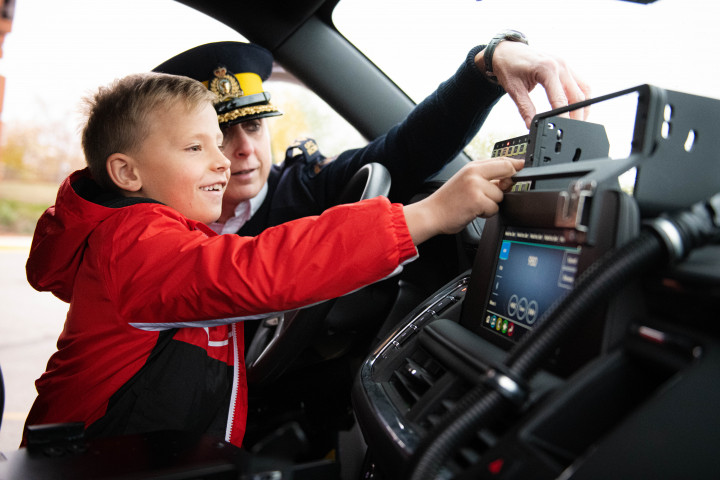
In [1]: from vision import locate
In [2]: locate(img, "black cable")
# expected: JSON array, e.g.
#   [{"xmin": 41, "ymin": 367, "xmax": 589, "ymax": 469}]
[
  {"xmin": 508, "ymin": 193, "xmax": 720, "ymax": 379},
  {"xmin": 408, "ymin": 232, "xmax": 666, "ymax": 480},
  {"xmin": 407, "ymin": 387, "xmax": 506, "ymax": 480},
  {"xmin": 506, "ymin": 231, "xmax": 664, "ymax": 377}
]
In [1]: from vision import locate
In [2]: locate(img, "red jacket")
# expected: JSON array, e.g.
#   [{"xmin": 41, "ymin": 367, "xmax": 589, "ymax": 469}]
[{"xmin": 23, "ymin": 169, "xmax": 416, "ymax": 447}]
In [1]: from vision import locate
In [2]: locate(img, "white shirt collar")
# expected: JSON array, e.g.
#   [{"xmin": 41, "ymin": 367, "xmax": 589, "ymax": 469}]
[
  {"xmin": 209, "ymin": 182, "xmax": 269, "ymax": 235},
  {"xmin": 249, "ymin": 181, "xmax": 268, "ymax": 218}
]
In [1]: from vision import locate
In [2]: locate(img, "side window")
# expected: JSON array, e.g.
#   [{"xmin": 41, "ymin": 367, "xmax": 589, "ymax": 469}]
[{"xmin": 266, "ymin": 71, "xmax": 367, "ymax": 164}]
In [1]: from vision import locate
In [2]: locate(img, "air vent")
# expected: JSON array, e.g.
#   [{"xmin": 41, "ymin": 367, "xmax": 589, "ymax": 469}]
[
  {"xmin": 387, "ymin": 348, "xmax": 445, "ymax": 412},
  {"xmin": 386, "ymin": 347, "xmax": 475, "ymax": 430},
  {"xmin": 383, "ymin": 345, "xmax": 500, "ymax": 476},
  {"xmin": 417, "ymin": 380, "xmax": 473, "ymax": 431},
  {"xmin": 387, "ymin": 352, "xmax": 496, "ymax": 476}
]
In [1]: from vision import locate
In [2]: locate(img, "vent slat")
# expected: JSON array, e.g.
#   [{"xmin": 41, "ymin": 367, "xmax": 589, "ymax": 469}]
[
  {"xmin": 385, "ymin": 347, "xmax": 499, "ymax": 478},
  {"xmin": 390, "ymin": 370, "xmax": 422, "ymax": 403}
]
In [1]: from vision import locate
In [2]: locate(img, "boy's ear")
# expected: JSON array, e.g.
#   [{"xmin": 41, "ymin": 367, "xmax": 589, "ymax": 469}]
[{"xmin": 106, "ymin": 153, "xmax": 142, "ymax": 192}]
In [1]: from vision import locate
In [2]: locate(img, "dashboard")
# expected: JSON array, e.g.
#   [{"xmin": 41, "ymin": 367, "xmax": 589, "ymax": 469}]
[{"xmin": 352, "ymin": 84, "xmax": 720, "ymax": 479}]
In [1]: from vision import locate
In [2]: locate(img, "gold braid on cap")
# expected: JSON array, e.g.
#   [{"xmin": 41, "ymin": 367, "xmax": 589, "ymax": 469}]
[{"xmin": 218, "ymin": 104, "xmax": 280, "ymax": 123}]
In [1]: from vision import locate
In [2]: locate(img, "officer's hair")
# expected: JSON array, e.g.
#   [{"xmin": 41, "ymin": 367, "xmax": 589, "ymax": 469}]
[{"xmin": 81, "ymin": 72, "xmax": 216, "ymax": 191}]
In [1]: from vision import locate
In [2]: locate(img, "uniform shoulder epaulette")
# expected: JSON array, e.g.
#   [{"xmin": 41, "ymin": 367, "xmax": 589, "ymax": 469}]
[{"xmin": 284, "ymin": 137, "xmax": 335, "ymax": 176}]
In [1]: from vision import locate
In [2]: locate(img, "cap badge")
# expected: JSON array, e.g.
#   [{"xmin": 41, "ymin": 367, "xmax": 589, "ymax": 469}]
[{"xmin": 209, "ymin": 66, "xmax": 244, "ymax": 101}]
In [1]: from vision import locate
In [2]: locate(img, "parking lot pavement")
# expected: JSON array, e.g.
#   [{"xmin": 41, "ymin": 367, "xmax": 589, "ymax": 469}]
[{"xmin": 0, "ymin": 236, "xmax": 67, "ymax": 453}]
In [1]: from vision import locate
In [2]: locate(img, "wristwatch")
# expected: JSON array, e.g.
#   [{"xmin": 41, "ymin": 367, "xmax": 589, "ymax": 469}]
[{"xmin": 483, "ymin": 30, "xmax": 529, "ymax": 79}]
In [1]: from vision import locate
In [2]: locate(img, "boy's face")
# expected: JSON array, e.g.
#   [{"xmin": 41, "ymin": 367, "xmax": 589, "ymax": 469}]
[{"xmin": 131, "ymin": 103, "xmax": 230, "ymax": 224}]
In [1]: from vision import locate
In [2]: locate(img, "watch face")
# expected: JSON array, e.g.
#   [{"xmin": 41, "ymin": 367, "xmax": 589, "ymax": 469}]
[{"xmin": 503, "ymin": 29, "xmax": 528, "ymax": 44}]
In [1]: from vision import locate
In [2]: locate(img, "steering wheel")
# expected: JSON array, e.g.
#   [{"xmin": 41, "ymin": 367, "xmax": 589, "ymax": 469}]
[{"xmin": 245, "ymin": 163, "xmax": 392, "ymax": 385}]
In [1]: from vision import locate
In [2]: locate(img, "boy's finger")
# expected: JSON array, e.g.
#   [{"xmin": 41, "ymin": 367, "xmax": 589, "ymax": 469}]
[
  {"xmin": 472, "ymin": 157, "xmax": 523, "ymax": 180},
  {"xmin": 496, "ymin": 177, "xmax": 516, "ymax": 192}
]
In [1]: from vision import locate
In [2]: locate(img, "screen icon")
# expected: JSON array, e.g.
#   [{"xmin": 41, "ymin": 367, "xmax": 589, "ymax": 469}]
[{"xmin": 499, "ymin": 241, "xmax": 511, "ymax": 260}]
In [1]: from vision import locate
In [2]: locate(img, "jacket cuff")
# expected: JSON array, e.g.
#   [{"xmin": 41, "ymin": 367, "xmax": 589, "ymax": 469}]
[
  {"xmin": 389, "ymin": 202, "xmax": 419, "ymax": 265},
  {"xmin": 466, "ymin": 45, "xmax": 505, "ymax": 93}
]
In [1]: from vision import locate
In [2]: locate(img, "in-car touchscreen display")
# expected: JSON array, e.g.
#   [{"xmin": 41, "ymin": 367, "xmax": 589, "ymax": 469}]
[{"xmin": 481, "ymin": 227, "xmax": 581, "ymax": 344}]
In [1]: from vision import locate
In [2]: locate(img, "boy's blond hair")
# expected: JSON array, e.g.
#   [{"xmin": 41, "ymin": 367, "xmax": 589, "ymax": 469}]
[{"xmin": 81, "ymin": 72, "xmax": 217, "ymax": 191}]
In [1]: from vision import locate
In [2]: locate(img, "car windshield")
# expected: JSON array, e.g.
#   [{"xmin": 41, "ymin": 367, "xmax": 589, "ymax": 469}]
[
  {"xmin": 2, "ymin": 0, "xmax": 716, "ymax": 172},
  {"xmin": 333, "ymin": 0, "xmax": 717, "ymax": 158}
]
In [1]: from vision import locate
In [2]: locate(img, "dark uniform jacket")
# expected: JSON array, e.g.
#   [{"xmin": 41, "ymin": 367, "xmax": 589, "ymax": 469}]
[{"xmin": 238, "ymin": 46, "xmax": 504, "ymax": 236}]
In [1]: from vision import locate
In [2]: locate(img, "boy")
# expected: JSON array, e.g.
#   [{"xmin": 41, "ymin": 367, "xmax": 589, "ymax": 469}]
[{"xmin": 23, "ymin": 72, "xmax": 522, "ymax": 448}]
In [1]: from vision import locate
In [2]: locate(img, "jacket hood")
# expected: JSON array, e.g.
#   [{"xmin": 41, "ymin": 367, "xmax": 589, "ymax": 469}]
[{"xmin": 25, "ymin": 169, "xmax": 158, "ymax": 302}]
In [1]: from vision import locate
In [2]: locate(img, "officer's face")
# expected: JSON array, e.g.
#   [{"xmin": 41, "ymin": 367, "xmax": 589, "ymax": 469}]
[{"xmin": 219, "ymin": 118, "xmax": 272, "ymax": 220}]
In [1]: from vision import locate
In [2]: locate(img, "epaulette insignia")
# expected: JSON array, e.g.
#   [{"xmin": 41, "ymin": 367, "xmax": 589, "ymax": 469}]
[
  {"xmin": 303, "ymin": 139, "xmax": 318, "ymax": 156},
  {"xmin": 285, "ymin": 137, "xmax": 323, "ymax": 164},
  {"xmin": 284, "ymin": 137, "xmax": 335, "ymax": 177}
]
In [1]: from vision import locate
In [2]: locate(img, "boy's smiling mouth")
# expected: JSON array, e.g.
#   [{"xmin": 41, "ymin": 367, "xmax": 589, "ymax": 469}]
[{"xmin": 200, "ymin": 183, "xmax": 225, "ymax": 192}]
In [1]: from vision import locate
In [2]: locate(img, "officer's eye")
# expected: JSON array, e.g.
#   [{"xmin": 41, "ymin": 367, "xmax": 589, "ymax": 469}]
[{"xmin": 243, "ymin": 120, "xmax": 262, "ymax": 133}]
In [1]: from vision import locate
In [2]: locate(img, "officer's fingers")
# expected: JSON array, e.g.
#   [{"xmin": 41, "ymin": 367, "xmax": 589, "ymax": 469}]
[
  {"xmin": 537, "ymin": 56, "xmax": 591, "ymax": 121},
  {"xmin": 563, "ymin": 67, "xmax": 592, "ymax": 121},
  {"xmin": 502, "ymin": 80, "xmax": 537, "ymax": 130},
  {"xmin": 565, "ymin": 65, "xmax": 591, "ymax": 105},
  {"xmin": 547, "ymin": 55, "xmax": 592, "ymax": 121},
  {"xmin": 535, "ymin": 60, "xmax": 571, "ymax": 113}
]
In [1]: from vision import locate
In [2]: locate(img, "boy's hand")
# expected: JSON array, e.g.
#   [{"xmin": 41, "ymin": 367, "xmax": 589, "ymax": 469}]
[{"xmin": 404, "ymin": 157, "xmax": 524, "ymax": 245}]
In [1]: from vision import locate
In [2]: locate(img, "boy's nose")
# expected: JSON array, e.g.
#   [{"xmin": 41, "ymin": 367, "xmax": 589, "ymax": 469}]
[{"xmin": 215, "ymin": 148, "xmax": 231, "ymax": 170}]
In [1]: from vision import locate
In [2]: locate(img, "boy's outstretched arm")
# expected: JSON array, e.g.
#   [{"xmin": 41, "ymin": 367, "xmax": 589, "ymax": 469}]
[{"xmin": 403, "ymin": 157, "xmax": 524, "ymax": 245}]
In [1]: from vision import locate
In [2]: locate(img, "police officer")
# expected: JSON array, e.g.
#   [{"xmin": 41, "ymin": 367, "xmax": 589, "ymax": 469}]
[{"xmin": 153, "ymin": 38, "xmax": 589, "ymax": 237}]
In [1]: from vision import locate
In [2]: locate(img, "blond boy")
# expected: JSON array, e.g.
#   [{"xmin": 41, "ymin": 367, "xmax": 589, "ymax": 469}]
[{"xmin": 23, "ymin": 73, "xmax": 522, "ymax": 447}]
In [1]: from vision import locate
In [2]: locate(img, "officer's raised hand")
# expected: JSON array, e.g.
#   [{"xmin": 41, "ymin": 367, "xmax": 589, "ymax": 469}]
[{"xmin": 477, "ymin": 31, "xmax": 591, "ymax": 129}]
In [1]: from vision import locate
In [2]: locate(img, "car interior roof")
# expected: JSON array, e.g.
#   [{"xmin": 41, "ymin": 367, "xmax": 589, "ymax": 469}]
[
  {"xmin": 176, "ymin": 0, "xmax": 414, "ymax": 140},
  {"xmin": 177, "ymin": 0, "xmax": 471, "ymax": 178}
]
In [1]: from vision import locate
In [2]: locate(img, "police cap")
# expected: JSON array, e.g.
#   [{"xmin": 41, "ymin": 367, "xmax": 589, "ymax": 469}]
[{"xmin": 153, "ymin": 41, "xmax": 283, "ymax": 127}]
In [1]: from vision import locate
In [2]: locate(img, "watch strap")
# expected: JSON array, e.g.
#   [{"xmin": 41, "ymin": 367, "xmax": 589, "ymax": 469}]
[{"xmin": 484, "ymin": 30, "xmax": 529, "ymax": 77}]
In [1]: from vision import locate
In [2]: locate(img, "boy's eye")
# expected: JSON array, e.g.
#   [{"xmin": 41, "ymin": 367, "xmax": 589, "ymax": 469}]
[{"xmin": 188, "ymin": 145, "xmax": 201, "ymax": 152}]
